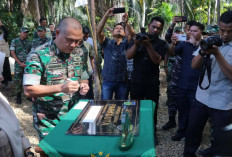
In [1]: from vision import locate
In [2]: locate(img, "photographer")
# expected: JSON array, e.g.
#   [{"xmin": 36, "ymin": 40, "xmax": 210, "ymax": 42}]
[
  {"xmin": 162, "ymin": 21, "xmax": 196, "ymax": 131},
  {"xmin": 184, "ymin": 10, "xmax": 232, "ymax": 157},
  {"xmin": 97, "ymin": 8, "xmax": 134, "ymax": 100},
  {"xmin": 169, "ymin": 22, "xmax": 204, "ymax": 141},
  {"xmin": 126, "ymin": 16, "xmax": 169, "ymax": 145}
]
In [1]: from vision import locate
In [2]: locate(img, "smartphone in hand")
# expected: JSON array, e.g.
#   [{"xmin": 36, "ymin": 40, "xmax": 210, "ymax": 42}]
[
  {"xmin": 113, "ymin": 8, "xmax": 125, "ymax": 14},
  {"xmin": 174, "ymin": 16, "xmax": 187, "ymax": 22},
  {"xmin": 176, "ymin": 34, "xmax": 186, "ymax": 41}
]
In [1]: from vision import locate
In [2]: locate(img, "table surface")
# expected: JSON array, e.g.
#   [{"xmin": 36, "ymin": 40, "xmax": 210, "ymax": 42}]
[{"xmin": 39, "ymin": 100, "xmax": 156, "ymax": 157}]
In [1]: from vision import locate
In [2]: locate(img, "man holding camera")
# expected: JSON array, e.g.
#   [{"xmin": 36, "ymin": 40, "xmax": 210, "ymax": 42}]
[
  {"xmin": 126, "ymin": 17, "xmax": 169, "ymax": 145},
  {"xmin": 184, "ymin": 10, "xmax": 232, "ymax": 157},
  {"xmin": 97, "ymin": 8, "xmax": 134, "ymax": 100}
]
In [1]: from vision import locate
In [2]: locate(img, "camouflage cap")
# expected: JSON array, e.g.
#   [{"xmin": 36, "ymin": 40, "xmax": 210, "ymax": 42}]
[
  {"xmin": 174, "ymin": 27, "xmax": 183, "ymax": 33},
  {"xmin": 37, "ymin": 26, "xmax": 46, "ymax": 31},
  {"xmin": 206, "ymin": 25, "xmax": 219, "ymax": 34},
  {"xmin": 20, "ymin": 27, "xmax": 29, "ymax": 32}
]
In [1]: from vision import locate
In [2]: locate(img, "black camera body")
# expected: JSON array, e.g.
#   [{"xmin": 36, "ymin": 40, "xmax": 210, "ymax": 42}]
[
  {"xmin": 200, "ymin": 35, "xmax": 223, "ymax": 50},
  {"xmin": 136, "ymin": 28, "xmax": 158, "ymax": 42}
]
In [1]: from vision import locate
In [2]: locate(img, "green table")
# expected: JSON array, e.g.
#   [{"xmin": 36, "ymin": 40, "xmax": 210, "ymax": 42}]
[{"xmin": 39, "ymin": 100, "xmax": 156, "ymax": 157}]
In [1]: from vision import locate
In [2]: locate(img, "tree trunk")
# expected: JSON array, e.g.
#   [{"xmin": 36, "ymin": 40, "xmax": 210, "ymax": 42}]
[
  {"xmin": 217, "ymin": 0, "xmax": 220, "ymax": 25},
  {"xmin": 141, "ymin": 0, "xmax": 146, "ymax": 27},
  {"xmin": 90, "ymin": 0, "xmax": 101, "ymax": 99},
  {"xmin": 38, "ymin": 0, "xmax": 46, "ymax": 18},
  {"xmin": 7, "ymin": 0, "xmax": 13, "ymax": 12},
  {"xmin": 48, "ymin": 0, "xmax": 55, "ymax": 24},
  {"xmin": 34, "ymin": 0, "xmax": 40, "ymax": 24},
  {"xmin": 213, "ymin": 0, "xmax": 217, "ymax": 24},
  {"xmin": 180, "ymin": 0, "xmax": 183, "ymax": 27},
  {"xmin": 207, "ymin": 0, "xmax": 211, "ymax": 25}
]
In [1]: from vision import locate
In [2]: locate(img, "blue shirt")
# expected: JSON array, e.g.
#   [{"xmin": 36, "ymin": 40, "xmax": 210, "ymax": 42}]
[
  {"xmin": 175, "ymin": 42, "xmax": 200, "ymax": 90},
  {"xmin": 101, "ymin": 37, "xmax": 128, "ymax": 81}
]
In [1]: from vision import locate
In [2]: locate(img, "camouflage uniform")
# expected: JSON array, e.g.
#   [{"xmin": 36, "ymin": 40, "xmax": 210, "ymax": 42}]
[
  {"xmin": 23, "ymin": 40, "xmax": 89, "ymax": 139},
  {"xmin": 33, "ymin": 28, "xmax": 52, "ymax": 39},
  {"xmin": 166, "ymin": 55, "xmax": 182, "ymax": 117},
  {"xmin": 10, "ymin": 38, "xmax": 31, "ymax": 94},
  {"xmin": 31, "ymin": 37, "xmax": 51, "ymax": 51}
]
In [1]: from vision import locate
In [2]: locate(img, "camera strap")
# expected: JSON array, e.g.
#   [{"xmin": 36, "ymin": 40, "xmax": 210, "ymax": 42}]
[{"xmin": 199, "ymin": 54, "xmax": 211, "ymax": 90}]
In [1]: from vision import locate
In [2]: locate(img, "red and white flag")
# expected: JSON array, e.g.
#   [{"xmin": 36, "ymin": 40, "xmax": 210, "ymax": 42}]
[{"xmin": 75, "ymin": 0, "xmax": 88, "ymax": 7}]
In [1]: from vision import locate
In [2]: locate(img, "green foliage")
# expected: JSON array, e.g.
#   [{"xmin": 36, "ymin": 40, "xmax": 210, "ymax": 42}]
[
  {"xmin": 0, "ymin": 12, "xmax": 21, "ymax": 44},
  {"xmin": 148, "ymin": 2, "xmax": 175, "ymax": 28},
  {"xmin": 222, "ymin": 2, "xmax": 232, "ymax": 13}
]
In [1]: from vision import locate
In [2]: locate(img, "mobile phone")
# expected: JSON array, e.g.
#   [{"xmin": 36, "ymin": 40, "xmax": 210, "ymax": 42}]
[
  {"xmin": 113, "ymin": 8, "xmax": 125, "ymax": 14},
  {"xmin": 174, "ymin": 16, "xmax": 187, "ymax": 22},
  {"xmin": 176, "ymin": 34, "xmax": 186, "ymax": 41}
]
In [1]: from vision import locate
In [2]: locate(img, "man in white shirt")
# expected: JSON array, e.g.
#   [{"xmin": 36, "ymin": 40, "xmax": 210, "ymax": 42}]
[{"xmin": 184, "ymin": 10, "xmax": 232, "ymax": 157}]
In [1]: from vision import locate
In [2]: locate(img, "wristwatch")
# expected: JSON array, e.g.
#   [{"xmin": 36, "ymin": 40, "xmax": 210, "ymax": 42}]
[{"xmin": 25, "ymin": 151, "xmax": 34, "ymax": 157}]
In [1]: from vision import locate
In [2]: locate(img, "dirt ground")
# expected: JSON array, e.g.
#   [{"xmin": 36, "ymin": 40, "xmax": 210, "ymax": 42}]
[{"xmin": 0, "ymin": 69, "xmax": 211, "ymax": 157}]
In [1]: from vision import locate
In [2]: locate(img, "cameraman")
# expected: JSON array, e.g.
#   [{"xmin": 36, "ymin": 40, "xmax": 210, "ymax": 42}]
[
  {"xmin": 184, "ymin": 10, "xmax": 232, "ymax": 156},
  {"xmin": 126, "ymin": 17, "xmax": 169, "ymax": 145}
]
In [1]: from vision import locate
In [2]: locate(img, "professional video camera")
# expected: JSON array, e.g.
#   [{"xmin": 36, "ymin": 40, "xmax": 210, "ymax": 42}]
[
  {"xmin": 136, "ymin": 28, "xmax": 158, "ymax": 42},
  {"xmin": 200, "ymin": 35, "xmax": 223, "ymax": 50}
]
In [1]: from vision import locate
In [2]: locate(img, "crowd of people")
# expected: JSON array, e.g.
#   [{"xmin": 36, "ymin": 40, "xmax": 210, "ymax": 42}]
[{"xmin": 0, "ymin": 7, "xmax": 232, "ymax": 157}]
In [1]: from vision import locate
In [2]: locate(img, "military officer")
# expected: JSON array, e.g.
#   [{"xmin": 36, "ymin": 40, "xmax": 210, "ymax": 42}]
[
  {"xmin": 23, "ymin": 17, "xmax": 89, "ymax": 139},
  {"xmin": 10, "ymin": 27, "xmax": 31, "ymax": 104},
  {"xmin": 31, "ymin": 26, "xmax": 51, "ymax": 51},
  {"xmin": 33, "ymin": 17, "xmax": 51, "ymax": 39}
]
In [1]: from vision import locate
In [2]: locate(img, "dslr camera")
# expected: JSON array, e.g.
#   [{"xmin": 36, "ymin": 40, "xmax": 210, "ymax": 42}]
[
  {"xmin": 200, "ymin": 35, "xmax": 223, "ymax": 50},
  {"xmin": 136, "ymin": 28, "xmax": 158, "ymax": 42}
]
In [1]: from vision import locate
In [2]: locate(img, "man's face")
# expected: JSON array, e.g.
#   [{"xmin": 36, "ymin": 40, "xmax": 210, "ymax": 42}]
[
  {"xmin": 112, "ymin": 25, "xmax": 125, "ymax": 38},
  {"xmin": 20, "ymin": 31, "xmax": 28, "ymax": 39},
  {"xmin": 148, "ymin": 20, "xmax": 163, "ymax": 36},
  {"xmin": 37, "ymin": 30, "xmax": 46, "ymax": 38},
  {"xmin": 49, "ymin": 25, "xmax": 54, "ymax": 31},
  {"xmin": 83, "ymin": 33, "xmax": 89, "ymax": 41},
  {"xmin": 40, "ymin": 20, "xmax": 47, "ymax": 27},
  {"xmin": 189, "ymin": 25, "xmax": 202, "ymax": 41},
  {"xmin": 219, "ymin": 22, "xmax": 232, "ymax": 43},
  {"xmin": 55, "ymin": 27, "xmax": 83, "ymax": 53}
]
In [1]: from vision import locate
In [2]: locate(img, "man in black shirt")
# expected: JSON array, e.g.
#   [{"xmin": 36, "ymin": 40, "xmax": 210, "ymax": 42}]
[{"xmin": 126, "ymin": 17, "xmax": 169, "ymax": 145}]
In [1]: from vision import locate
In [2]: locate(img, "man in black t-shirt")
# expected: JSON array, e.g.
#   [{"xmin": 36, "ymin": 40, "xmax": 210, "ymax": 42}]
[{"xmin": 126, "ymin": 17, "xmax": 169, "ymax": 145}]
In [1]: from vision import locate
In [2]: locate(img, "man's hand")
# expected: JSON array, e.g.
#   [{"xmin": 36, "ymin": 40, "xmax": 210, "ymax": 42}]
[
  {"xmin": 79, "ymin": 82, "xmax": 89, "ymax": 95},
  {"xmin": 106, "ymin": 8, "xmax": 114, "ymax": 17},
  {"xmin": 204, "ymin": 45, "xmax": 220, "ymax": 55},
  {"xmin": 61, "ymin": 81, "xmax": 80, "ymax": 94},
  {"xmin": 170, "ymin": 17, "xmax": 177, "ymax": 29},
  {"xmin": 141, "ymin": 36, "xmax": 152, "ymax": 47},
  {"xmin": 186, "ymin": 34, "xmax": 197, "ymax": 45},
  {"xmin": 20, "ymin": 62, "xmax": 26, "ymax": 68},
  {"xmin": 171, "ymin": 33, "xmax": 178, "ymax": 44},
  {"xmin": 122, "ymin": 12, "xmax": 129, "ymax": 23}
]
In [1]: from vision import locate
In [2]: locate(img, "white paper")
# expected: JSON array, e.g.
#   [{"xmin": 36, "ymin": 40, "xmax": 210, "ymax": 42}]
[
  {"xmin": 75, "ymin": 0, "xmax": 88, "ymax": 7},
  {"xmin": 82, "ymin": 106, "xmax": 102, "ymax": 135},
  {"xmin": 0, "ymin": 52, "xmax": 6, "ymax": 75},
  {"xmin": 82, "ymin": 106, "xmax": 101, "ymax": 123},
  {"xmin": 73, "ymin": 101, "xmax": 88, "ymax": 110}
]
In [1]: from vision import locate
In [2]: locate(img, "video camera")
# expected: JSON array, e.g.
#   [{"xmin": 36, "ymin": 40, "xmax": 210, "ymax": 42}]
[
  {"xmin": 200, "ymin": 35, "xmax": 222, "ymax": 50},
  {"xmin": 136, "ymin": 28, "xmax": 158, "ymax": 42}
]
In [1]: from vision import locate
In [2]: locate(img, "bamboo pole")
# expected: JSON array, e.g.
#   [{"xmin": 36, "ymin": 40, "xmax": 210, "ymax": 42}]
[{"xmin": 85, "ymin": 3, "xmax": 102, "ymax": 99}]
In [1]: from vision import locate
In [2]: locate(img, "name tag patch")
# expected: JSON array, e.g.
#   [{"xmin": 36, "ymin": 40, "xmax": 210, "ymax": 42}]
[{"xmin": 47, "ymin": 63, "xmax": 63, "ymax": 70}]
